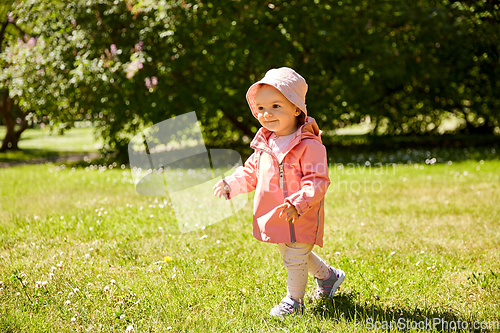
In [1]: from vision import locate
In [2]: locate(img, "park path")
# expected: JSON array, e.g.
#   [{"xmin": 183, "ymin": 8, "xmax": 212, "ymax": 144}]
[{"xmin": 0, "ymin": 152, "xmax": 101, "ymax": 168}]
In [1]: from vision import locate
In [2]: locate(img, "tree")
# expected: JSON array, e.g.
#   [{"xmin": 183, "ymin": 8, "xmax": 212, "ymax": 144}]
[
  {"xmin": 0, "ymin": 0, "xmax": 31, "ymax": 151},
  {"xmin": 2, "ymin": 0, "xmax": 499, "ymax": 159}
]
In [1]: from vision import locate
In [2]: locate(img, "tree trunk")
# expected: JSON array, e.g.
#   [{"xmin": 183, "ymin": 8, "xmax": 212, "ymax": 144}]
[{"xmin": 0, "ymin": 90, "xmax": 27, "ymax": 151}]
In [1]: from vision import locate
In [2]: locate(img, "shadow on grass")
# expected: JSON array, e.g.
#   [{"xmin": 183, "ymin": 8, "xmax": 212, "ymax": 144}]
[{"xmin": 310, "ymin": 291, "xmax": 489, "ymax": 332}]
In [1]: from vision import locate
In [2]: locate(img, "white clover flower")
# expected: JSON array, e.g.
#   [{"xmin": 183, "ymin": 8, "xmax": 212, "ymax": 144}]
[
  {"xmin": 84, "ymin": 253, "xmax": 90, "ymax": 259},
  {"xmin": 16, "ymin": 292, "xmax": 20, "ymax": 296},
  {"xmin": 103, "ymin": 286, "xmax": 110, "ymax": 292},
  {"xmin": 36, "ymin": 281, "xmax": 42, "ymax": 288},
  {"xmin": 68, "ymin": 292, "xmax": 74, "ymax": 297},
  {"xmin": 71, "ymin": 317, "xmax": 76, "ymax": 322},
  {"xmin": 73, "ymin": 288, "xmax": 79, "ymax": 293},
  {"xmin": 41, "ymin": 281, "xmax": 48, "ymax": 287},
  {"xmin": 65, "ymin": 300, "xmax": 71, "ymax": 305},
  {"xmin": 125, "ymin": 325, "xmax": 134, "ymax": 332},
  {"xmin": 110, "ymin": 279, "xmax": 116, "ymax": 286},
  {"xmin": 120, "ymin": 314, "xmax": 125, "ymax": 319},
  {"xmin": 48, "ymin": 273, "xmax": 55, "ymax": 279}
]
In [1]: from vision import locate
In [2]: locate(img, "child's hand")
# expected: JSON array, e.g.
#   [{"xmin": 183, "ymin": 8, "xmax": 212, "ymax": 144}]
[
  {"xmin": 213, "ymin": 180, "xmax": 230, "ymax": 200},
  {"xmin": 277, "ymin": 202, "xmax": 299, "ymax": 223}
]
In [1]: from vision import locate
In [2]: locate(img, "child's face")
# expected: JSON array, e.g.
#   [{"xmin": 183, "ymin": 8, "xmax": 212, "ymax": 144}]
[{"xmin": 255, "ymin": 85, "xmax": 300, "ymax": 136}]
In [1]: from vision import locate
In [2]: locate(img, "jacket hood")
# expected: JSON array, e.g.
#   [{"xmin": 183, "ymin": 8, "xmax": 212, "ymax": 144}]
[{"xmin": 250, "ymin": 116, "xmax": 322, "ymax": 152}]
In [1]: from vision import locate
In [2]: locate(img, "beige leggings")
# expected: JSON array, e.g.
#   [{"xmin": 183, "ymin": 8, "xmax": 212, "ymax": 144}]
[{"xmin": 278, "ymin": 242, "xmax": 330, "ymax": 302}]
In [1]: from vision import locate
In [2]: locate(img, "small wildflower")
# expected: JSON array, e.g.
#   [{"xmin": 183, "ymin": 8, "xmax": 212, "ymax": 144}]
[
  {"xmin": 103, "ymin": 286, "xmax": 110, "ymax": 292},
  {"xmin": 19, "ymin": 272, "xmax": 26, "ymax": 278},
  {"xmin": 390, "ymin": 251, "xmax": 396, "ymax": 256},
  {"xmin": 0, "ymin": 281, "xmax": 3, "ymax": 286},
  {"xmin": 48, "ymin": 272, "xmax": 55, "ymax": 279},
  {"xmin": 110, "ymin": 279, "xmax": 116, "ymax": 286},
  {"xmin": 65, "ymin": 300, "xmax": 71, "ymax": 305},
  {"xmin": 69, "ymin": 292, "xmax": 74, "ymax": 297},
  {"xmin": 199, "ymin": 235, "xmax": 208, "ymax": 240},
  {"xmin": 16, "ymin": 292, "xmax": 21, "ymax": 296},
  {"xmin": 164, "ymin": 256, "xmax": 172, "ymax": 263},
  {"xmin": 87, "ymin": 282, "xmax": 93, "ymax": 287},
  {"xmin": 36, "ymin": 281, "xmax": 42, "ymax": 288},
  {"xmin": 84, "ymin": 253, "xmax": 90, "ymax": 259},
  {"xmin": 120, "ymin": 314, "xmax": 125, "ymax": 319},
  {"xmin": 71, "ymin": 317, "xmax": 76, "ymax": 322},
  {"xmin": 96, "ymin": 274, "xmax": 101, "ymax": 278},
  {"xmin": 41, "ymin": 280, "xmax": 48, "ymax": 287},
  {"xmin": 167, "ymin": 327, "xmax": 172, "ymax": 330},
  {"xmin": 125, "ymin": 325, "xmax": 134, "ymax": 332}
]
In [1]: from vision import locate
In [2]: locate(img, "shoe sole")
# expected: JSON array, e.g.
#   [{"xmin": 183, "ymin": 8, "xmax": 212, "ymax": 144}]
[{"xmin": 328, "ymin": 269, "xmax": 345, "ymax": 298}]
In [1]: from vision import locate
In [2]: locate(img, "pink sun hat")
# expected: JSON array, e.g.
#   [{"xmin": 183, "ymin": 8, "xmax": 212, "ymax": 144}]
[{"xmin": 246, "ymin": 67, "xmax": 308, "ymax": 119}]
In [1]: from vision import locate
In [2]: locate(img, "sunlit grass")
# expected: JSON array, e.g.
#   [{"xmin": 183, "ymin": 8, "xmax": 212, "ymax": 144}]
[
  {"xmin": 1, "ymin": 159, "xmax": 499, "ymax": 332},
  {"xmin": 0, "ymin": 126, "xmax": 102, "ymax": 163}
]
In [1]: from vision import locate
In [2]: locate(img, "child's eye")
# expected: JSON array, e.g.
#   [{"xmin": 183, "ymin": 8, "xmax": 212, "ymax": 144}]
[
  {"xmin": 272, "ymin": 104, "xmax": 280, "ymax": 108},
  {"xmin": 257, "ymin": 107, "xmax": 264, "ymax": 111}
]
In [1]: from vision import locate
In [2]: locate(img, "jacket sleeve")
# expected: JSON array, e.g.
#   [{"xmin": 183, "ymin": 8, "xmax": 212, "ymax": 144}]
[
  {"xmin": 223, "ymin": 152, "xmax": 259, "ymax": 198},
  {"xmin": 285, "ymin": 141, "xmax": 330, "ymax": 216}
]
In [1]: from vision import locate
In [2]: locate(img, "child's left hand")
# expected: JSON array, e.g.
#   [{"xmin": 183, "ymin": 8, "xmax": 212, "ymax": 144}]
[{"xmin": 277, "ymin": 202, "xmax": 299, "ymax": 223}]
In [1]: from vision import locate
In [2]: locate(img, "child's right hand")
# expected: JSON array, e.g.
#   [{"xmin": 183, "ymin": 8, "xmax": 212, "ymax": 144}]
[{"xmin": 213, "ymin": 180, "xmax": 231, "ymax": 200}]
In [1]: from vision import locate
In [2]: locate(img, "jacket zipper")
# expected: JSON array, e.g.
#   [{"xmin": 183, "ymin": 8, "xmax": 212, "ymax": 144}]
[{"xmin": 256, "ymin": 149, "xmax": 295, "ymax": 243}]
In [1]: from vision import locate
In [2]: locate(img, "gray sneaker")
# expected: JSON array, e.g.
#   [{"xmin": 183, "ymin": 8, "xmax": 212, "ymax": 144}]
[
  {"xmin": 314, "ymin": 266, "xmax": 345, "ymax": 299},
  {"xmin": 269, "ymin": 296, "xmax": 304, "ymax": 317}
]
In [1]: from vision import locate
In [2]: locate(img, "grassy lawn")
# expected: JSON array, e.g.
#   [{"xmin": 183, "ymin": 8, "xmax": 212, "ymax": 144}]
[
  {"xmin": 0, "ymin": 126, "xmax": 102, "ymax": 163},
  {"xmin": 1, "ymin": 158, "xmax": 499, "ymax": 332}
]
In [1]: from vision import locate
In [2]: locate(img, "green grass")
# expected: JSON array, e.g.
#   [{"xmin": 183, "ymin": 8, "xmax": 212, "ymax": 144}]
[
  {"xmin": 0, "ymin": 126, "xmax": 102, "ymax": 163},
  {"xmin": 1, "ymin": 159, "xmax": 499, "ymax": 332}
]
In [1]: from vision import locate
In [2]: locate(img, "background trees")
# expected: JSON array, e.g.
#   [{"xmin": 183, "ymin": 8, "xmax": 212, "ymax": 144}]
[{"xmin": 1, "ymin": 0, "xmax": 499, "ymax": 159}]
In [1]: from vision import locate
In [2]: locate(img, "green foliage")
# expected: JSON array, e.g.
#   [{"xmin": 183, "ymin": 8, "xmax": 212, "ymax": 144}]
[{"xmin": 1, "ymin": 0, "xmax": 499, "ymax": 159}]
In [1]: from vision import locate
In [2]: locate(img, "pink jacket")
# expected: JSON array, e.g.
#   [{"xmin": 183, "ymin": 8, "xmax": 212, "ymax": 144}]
[{"xmin": 224, "ymin": 116, "xmax": 330, "ymax": 247}]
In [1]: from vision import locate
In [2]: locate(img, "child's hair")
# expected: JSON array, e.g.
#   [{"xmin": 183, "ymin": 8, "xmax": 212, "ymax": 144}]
[{"xmin": 297, "ymin": 109, "xmax": 306, "ymax": 127}]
